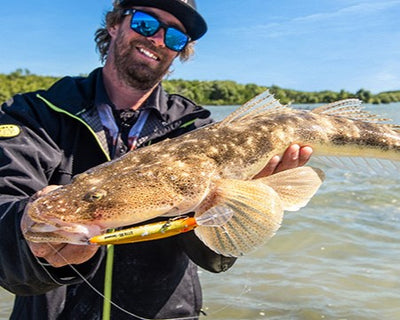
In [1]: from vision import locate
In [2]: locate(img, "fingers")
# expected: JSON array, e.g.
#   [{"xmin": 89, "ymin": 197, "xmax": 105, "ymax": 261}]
[
  {"xmin": 48, "ymin": 244, "xmax": 99, "ymax": 267},
  {"xmin": 28, "ymin": 241, "xmax": 66, "ymax": 263},
  {"xmin": 274, "ymin": 144, "xmax": 313, "ymax": 173},
  {"xmin": 298, "ymin": 146, "xmax": 313, "ymax": 167},
  {"xmin": 254, "ymin": 144, "xmax": 313, "ymax": 178},
  {"xmin": 275, "ymin": 144, "xmax": 301, "ymax": 172},
  {"xmin": 28, "ymin": 241, "xmax": 99, "ymax": 267},
  {"xmin": 253, "ymin": 155, "xmax": 281, "ymax": 178}
]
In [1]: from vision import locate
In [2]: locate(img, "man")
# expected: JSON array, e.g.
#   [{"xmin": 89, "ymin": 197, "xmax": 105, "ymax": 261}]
[{"xmin": 0, "ymin": 0, "xmax": 312, "ymax": 319}]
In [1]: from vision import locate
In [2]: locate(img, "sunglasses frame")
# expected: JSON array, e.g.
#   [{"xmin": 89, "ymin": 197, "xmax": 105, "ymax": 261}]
[{"xmin": 123, "ymin": 9, "xmax": 191, "ymax": 52}]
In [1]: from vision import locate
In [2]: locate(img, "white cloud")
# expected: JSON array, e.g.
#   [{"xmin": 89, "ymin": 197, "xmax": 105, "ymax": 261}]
[
  {"xmin": 293, "ymin": 0, "xmax": 400, "ymax": 23},
  {"xmin": 232, "ymin": 0, "xmax": 400, "ymax": 38}
]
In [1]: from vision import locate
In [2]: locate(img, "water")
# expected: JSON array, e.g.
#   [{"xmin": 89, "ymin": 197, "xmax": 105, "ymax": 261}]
[
  {"xmin": 1, "ymin": 102, "xmax": 400, "ymax": 319},
  {"xmin": 201, "ymin": 102, "xmax": 400, "ymax": 320}
]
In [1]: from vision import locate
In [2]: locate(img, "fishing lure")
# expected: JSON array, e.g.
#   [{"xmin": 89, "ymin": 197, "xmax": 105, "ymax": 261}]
[{"xmin": 89, "ymin": 216, "xmax": 198, "ymax": 245}]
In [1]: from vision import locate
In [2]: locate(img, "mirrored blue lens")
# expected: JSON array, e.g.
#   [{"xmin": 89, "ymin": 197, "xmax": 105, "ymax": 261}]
[
  {"xmin": 131, "ymin": 11, "xmax": 160, "ymax": 37},
  {"xmin": 130, "ymin": 10, "xmax": 189, "ymax": 52},
  {"xmin": 165, "ymin": 28, "xmax": 189, "ymax": 51}
]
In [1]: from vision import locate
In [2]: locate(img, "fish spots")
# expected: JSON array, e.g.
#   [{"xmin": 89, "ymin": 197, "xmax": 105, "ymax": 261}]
[
  {"xmin": 86, "ymin": 177, "xmax": 104, "ymax": 185},
  {"xmin": 246, "ymin": 136, "xmax": 255, "ymax": 146},
  {"xmin": 176, "ymin": 161, "xmax": 188, "ymax": 168},
  {"xmin": 326, "ymin": 119, "xmax": 399, "ymax": 152},
  {"xmin": 24, "ymin": 101, "xmax": 400, "ymax": 246},
  {"xmin": 208, "ymin": 146, "xmax": 219, "ymax": 155}
]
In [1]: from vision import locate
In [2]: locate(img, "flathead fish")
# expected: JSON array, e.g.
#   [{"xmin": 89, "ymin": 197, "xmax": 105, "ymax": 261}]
[{"xmin": 23, "ymin": 91, "xmax": 400, "ymax": 257}]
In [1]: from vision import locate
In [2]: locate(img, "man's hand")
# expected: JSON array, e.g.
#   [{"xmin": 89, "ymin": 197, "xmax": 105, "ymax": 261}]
[
  {"xmin": 27, "ymin": 241, "xmax": 99, "ymax": 268},
  {"xmin": 21, "ymin": 185, "xmax": 99, "ymax": 268},
  {"xmin": 254, "ymin": 144, "xmax": 313, "ymax": 178}
]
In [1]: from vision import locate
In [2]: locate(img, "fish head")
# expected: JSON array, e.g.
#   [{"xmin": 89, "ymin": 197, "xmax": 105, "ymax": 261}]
[{"xmin": 24, "ymin": 159, "xmax": 214, "ymax": 244}]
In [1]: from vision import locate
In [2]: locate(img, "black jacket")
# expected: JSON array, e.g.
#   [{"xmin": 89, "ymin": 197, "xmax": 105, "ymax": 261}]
[{"xmin": 0, "ymin": 68, "xmax": 236, "ymax": 319}]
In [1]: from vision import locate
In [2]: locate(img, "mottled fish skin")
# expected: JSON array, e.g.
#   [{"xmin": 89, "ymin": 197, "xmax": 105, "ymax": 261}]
[{"xmin": 24, "ymin": 92, "xmax": 400, "ymax": 248}]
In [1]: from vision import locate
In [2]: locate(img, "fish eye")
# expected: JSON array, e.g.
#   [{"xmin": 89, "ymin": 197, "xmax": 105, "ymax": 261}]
[{"xmin": 84, "ymin": 189, "xmax": 107, "ymax": 202}]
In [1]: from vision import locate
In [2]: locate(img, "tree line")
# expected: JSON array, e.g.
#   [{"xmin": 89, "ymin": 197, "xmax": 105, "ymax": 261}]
[{"xmin": 1, "ymin": 69, "xmax": 399, "ymax": 106}]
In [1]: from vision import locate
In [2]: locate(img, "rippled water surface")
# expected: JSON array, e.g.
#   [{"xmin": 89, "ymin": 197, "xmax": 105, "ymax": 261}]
[
  {"xmin": 201, "ymin": 102, "xmax": 400, "ymax": 320},
  {"xmin": 1, "ymin": 102, "xmax": 399, "ymax": 319}
]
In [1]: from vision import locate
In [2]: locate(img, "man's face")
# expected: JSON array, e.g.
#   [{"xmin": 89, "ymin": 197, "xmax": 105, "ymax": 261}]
[{"xmin": 109, "ymin": 7, "xmax": 184, "ymax": 90}]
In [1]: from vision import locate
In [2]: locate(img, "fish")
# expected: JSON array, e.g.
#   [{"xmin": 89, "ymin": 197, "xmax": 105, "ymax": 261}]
[{"xmin": 23, "ymin": 91, "xmax": 400, "ymax": 257}]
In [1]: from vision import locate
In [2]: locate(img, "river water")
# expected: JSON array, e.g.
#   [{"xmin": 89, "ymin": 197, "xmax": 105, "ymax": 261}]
[{"xmin": 1, "ymin": 102, "xmax": 399, "ymax": 319}]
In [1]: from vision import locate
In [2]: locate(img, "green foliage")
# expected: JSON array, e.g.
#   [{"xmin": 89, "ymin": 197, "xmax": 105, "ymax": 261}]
[
  {"xmin": 370, "ymin": 91, "xmax": 400, "ymax": 104},
  {"xmin": 1, "ymin": 70, "xmax": 399, "ymax": 106},
  {"xmin": 0, "ymin": 69, "xmax": 59, "ymax": 103},
  {"xmin": 163, "ymin": 80, "xmax": 400, "ymax": 105}
]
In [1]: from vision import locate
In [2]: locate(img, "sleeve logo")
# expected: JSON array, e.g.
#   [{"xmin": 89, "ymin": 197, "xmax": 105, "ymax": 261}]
[{"xmin": 0, "ymin": 124, "xmax": 21, "ymax": 138}]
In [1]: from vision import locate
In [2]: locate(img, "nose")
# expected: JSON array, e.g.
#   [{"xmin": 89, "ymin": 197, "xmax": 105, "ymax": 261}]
[{"xmin": 148, "ymin": 28, "xmax": 166, "ymax": 48}]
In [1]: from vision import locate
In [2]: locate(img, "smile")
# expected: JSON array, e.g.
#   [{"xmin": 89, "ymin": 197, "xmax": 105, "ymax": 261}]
[{"xmin": 138, "ymin": 47, "xmax": 159, "ymax": 61}]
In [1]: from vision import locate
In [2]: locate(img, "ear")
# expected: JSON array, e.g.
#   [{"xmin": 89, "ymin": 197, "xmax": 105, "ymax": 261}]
[{"xmin": 108, "ymin": 24, "xmax": 120, "ymax": 38}]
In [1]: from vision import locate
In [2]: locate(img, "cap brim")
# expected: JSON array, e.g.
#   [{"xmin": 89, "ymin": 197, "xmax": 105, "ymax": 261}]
[{"xmin": 118, "ymin": 0, "xmax": 207, "ymax": 40}]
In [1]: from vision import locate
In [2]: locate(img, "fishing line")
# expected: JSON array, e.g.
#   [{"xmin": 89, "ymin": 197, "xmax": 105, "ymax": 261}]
[
  {"xmin": 201, "ymin": 275, "xmax": 252, "ymax": 316},
  {"xmin": 46, "ymin": 243, "xmax": 250, "ymax": 320},
  {"xmin": 47, "ymin": 243, "xmax": 151, "ymax": 320}
]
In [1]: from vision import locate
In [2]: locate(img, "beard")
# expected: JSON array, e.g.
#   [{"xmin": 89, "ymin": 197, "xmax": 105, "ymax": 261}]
[{"xmin": 113, "ymin": 31, "xmax": 174, "ymax": 91}]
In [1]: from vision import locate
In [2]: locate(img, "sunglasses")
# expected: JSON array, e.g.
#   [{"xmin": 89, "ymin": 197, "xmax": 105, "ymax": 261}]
[{"xmin": 123, "ymin": 9, "xmax": 190, "ymax": 52}]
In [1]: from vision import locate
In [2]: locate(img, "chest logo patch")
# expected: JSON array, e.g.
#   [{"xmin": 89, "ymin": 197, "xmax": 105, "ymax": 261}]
[{"xmin": 0, "ymin": 124, "xmax": 21, "ymax": 138}]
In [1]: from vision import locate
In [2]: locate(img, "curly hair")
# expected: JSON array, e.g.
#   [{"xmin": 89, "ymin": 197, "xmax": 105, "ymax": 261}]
[{"xmin": 94, "ymin": 2, "xmax": 195, "ymax": 64}]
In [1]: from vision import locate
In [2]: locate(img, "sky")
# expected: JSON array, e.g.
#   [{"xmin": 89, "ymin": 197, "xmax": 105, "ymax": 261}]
[{"xmin": 0, "ymin": 0, "xmax": 399, "ymax": 93}]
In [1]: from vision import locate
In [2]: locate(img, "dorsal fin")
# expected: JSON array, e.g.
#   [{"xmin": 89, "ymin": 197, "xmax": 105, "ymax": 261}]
[
  {"xmin": 311, "ymin": 99, "xmax": 391, "ymax": 123},
  {"xmin": 217, "ymin": 90, "xmax": 286, "ymax": 128}
]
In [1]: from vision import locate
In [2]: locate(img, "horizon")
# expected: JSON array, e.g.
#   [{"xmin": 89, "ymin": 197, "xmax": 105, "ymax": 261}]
[
  {"xmin": 0, "ymin": 0, "xmax": 399, "ymax": 94},
  {"xmin": 3, "ymin": 68, "xmax": 398, "ymax": 96}
]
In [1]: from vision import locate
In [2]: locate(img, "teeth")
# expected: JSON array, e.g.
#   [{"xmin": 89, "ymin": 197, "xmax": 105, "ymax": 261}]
[{"xmin": 139, "ymin": 48, "xmax": 158, "ymax": 60}]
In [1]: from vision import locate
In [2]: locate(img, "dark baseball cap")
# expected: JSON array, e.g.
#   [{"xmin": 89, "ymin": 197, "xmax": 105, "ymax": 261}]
[{"xmin": 116, "ymin": 0, "xmax": 207, "ymax": 40}]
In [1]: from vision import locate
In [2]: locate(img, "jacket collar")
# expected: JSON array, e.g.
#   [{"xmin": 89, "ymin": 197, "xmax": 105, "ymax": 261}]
[
  {"xmin": 41, "ymin": 67, "xmax": 170, "ymax": 122},
  {"xmin": 39, "ymin": 67, "xmax": 210, "ymax": 129},
  {"xmin": 40, "ymin": 68, "xmax": 101, "ymax": 115}
]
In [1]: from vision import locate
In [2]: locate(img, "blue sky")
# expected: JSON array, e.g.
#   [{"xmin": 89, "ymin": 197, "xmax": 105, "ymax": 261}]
[{"xmin": 1, "ymin": 0, "xmax": 399, "ymax": 93}]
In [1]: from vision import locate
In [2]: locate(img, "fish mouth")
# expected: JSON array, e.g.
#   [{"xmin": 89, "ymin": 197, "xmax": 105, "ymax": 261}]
[
  {"xmin": 22, "ymin": 209, "xmax": 102, "ymax": 245},
  {"xmin": 22, "ymin": 197, "xmax": 106, "ymax": 244},
  {"xmin": 23, "ymin": 221, "xmax": 102, "ymax": 245}
]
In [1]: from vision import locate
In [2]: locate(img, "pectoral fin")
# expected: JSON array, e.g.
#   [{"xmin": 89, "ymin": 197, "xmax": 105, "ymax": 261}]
[
  {"xmin": 194, "ymin": 166, "xmax": 324, "ymax": 257},
  {"xmin": 195, "ymin": 179, "xmax": 284, "ymax": 257},
  {"xmin": 258, "ymin": 166, "xmax": 325, "ymax": 211}
]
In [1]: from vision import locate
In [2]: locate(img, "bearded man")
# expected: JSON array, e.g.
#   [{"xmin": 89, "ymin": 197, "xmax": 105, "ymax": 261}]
[{"xmin": 0, "ymin": 1, "xmax": 312, "ymax": 319}]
